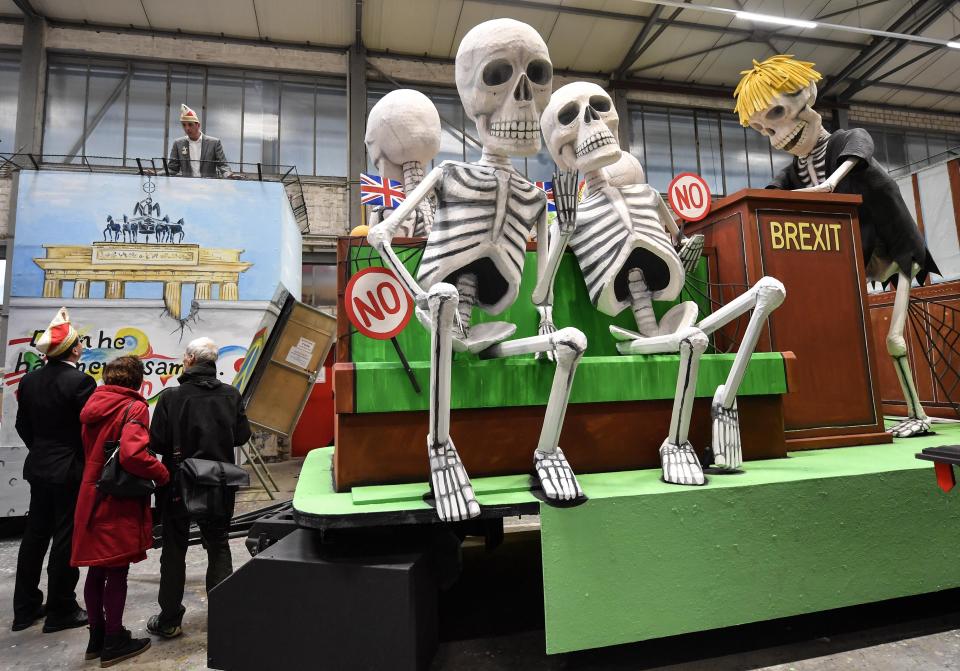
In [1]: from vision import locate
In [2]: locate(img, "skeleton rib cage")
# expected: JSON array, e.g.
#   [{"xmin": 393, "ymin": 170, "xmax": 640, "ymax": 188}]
[
  {"xmin": 571, "ymin": 184, "xmax": 684, "ymax": 316},
  {"xmin": 417, "ymin": 161, "xmax": 546, "ymax": 316}
]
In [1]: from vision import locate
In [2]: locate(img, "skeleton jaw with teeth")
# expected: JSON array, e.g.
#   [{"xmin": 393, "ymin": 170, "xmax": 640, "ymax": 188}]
[
  {"xmin": 488, "ymin": 119, "xmax": 540, "ymax": 142},
  {"xmin": 541, "ymin": 81, "xmax": 621, "ymax": 176},
  {"xmin": 747, "ymin": 82, "xmax": 822, "ymax": 159}
]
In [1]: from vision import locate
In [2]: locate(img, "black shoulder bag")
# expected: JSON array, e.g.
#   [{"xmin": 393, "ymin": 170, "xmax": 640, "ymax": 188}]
[
  {"xmin": 178, "ymin": 457, "xmax": 249, "ymax": 519},
  {"xmin": 97, "ymin": 401, "xmax": 157, "ymax": 498}
]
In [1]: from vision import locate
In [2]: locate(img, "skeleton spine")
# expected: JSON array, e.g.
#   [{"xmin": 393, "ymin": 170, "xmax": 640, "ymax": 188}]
[
  {"xmin": 402, "ymin": 160, "xmax": 433, "ymax": 235},
  {"xmin": 627, "ymin": 269, "xmax": 659, "ymax": 337}
]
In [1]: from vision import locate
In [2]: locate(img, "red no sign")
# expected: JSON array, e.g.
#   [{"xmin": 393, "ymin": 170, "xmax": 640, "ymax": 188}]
[{"xmin": 344, "ymin": 267, "xmax": 414, "ymax": 339}]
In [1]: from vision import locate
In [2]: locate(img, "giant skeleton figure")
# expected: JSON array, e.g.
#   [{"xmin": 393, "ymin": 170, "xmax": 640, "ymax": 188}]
[
  {"xmin": 365, "ymin": 89, "xmax": 441, "ymax": 237},
  {"xmin": 368, "ymin": 19, "xmax": 587, "ymax": 522},
  {"xmin": 736, "ymin": 56, "xmax": 941, "ymax": 439},
  {"xmin": 534, "ymin": 82, "xmax": 786, "ymax": 486}
]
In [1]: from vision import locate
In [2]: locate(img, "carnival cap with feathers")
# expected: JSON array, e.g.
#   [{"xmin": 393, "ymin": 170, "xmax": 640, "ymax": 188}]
[
  {"xmin": 36, "ymin": 306, "xmax": 78, "ymax": 357},
  {"xmin": 179, "ymin": 103, "xmax": 200, "ymax": 125}
]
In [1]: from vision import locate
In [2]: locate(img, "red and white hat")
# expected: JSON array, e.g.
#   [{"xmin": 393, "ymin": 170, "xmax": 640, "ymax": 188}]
[
  {"xmin": 36, "ymin": 307, "xmax": 78, "ymax": 357},
  {"xmin": 179, "ymin": 103, "xmax": 200, "ymax": 124}
]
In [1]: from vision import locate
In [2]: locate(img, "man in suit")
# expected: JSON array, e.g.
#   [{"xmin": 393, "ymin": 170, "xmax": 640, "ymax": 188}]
[
  {"xmin": 167, "ymin": 104, "xmax": 233, "ymax": 178},
  {"xmin": 12, "ymin": 307, "xmax": 96, "ymax": 633}
]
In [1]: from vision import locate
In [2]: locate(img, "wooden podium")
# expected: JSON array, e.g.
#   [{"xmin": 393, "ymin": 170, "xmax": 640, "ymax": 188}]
[{"xmin": 687, "ymin": 189, "xmax": 891, "ymax": 450}]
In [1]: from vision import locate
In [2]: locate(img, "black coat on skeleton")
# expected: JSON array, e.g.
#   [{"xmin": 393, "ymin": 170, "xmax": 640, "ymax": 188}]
[{"xmin": 768, "ymin": 128, "xmax": 939, "ymax": 285}]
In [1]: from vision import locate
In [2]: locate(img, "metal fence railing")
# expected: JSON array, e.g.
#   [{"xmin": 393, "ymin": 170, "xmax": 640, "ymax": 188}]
[{"xmin": 0, "ymin": 153, "xmax": 310, "ymax": 234}]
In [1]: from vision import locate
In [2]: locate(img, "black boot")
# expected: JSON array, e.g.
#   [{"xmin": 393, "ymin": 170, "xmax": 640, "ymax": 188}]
[
  {"xmin": 100, "ymin": 628, "xmax": 151, "ymax": 668},
  {"xmin": 85, "ymin": 626, "xmax": 104, "ymax": 660}
]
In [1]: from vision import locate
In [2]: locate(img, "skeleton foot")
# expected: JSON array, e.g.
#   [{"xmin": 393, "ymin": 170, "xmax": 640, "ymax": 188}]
[
  {"xmin": 428, "ymin": 437, "xmax": 481, "ymax": 522},
  {"xmin": 534, "ymin": 447, "xmax": 584, "ymax": 502},
  {"xmin": 887, "ymin": 417, "xmax": 931, "ymax": 438},
  {"xmin": 660, "ymin": 440, "xmax": 705, "ymax": 486},
  {"xmin": 710, "ymin": 386, "xmax": 742, "ymax": 470}
]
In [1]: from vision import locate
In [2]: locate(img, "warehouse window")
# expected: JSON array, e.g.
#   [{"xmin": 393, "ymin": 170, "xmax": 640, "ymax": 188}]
[
  {"xmin": 626, "ymin": 103, "xmax": 787, "ymax": 196},
  {"xmin": 862, "ymin": 124, "xmax": 960, "ymax": 173},
  {"xmin": 41, "ymin": 56, "xmax": 348, "ymax": 177},
  {"xmin": 0, "ymin": 51, "xmax": 19, "ymax": 149}
]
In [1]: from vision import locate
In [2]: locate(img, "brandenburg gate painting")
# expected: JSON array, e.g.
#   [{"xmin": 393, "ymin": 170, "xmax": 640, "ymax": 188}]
[{"xmin": 34, "ymin": 242, "xmax": 252, "ymax": 318}]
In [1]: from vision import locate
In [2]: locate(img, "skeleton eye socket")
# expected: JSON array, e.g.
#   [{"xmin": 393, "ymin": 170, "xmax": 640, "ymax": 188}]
[
  {"xmin": 558, "ymin": 102, "xmax": 579, "ymax": 125},
  {"xmin": 750, "ymin": 122, "xmax": 764, "ymax": 133},
  {"xmin": 766, "ymin": 105, "xmax": 785, "ymax": 121},
  {"xmin": 526, "ymin": 59, "xmax": 552, "ymax": 85},
  {"xmin": 589, "ymin": 95, "xmax": 611, "ymax": 112},
  {"xmin": 482, "ymin": 59, "xmax": 514, "ymax": 87}
]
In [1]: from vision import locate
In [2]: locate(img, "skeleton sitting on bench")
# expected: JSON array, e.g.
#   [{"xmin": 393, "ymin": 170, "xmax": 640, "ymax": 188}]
[
  {"xmin": 534, "ymin": 82, "xmax": 786, "ymax": 486},
  {"xmin": 367, "ymin": 19, "xmax": 587, "ymax": 522}
]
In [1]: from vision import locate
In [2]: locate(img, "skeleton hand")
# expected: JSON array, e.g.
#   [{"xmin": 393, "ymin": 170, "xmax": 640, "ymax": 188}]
[
  {"xmin": 677, "ymin": 234, "xmax": 704, "ymax": 275},
  {"xmin": 552, "ymin": 169, "xmax": 581, "ymax": 235},
  {"xmin": 795, "ymin": 181, "xmax": 834, "ymax": 193},
  {"xmin": 367, "ymin": 222, "xmax": 393, "ymax": 250},
  {"xmin": 536, "ymin": 305, "xmax": 557, "ymax": 362}
]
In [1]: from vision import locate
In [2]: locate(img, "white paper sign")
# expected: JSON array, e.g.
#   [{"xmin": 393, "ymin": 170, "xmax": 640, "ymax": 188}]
[{"xmin": 285, "ymin": 337, "xmax": 316, "ymax": 369}]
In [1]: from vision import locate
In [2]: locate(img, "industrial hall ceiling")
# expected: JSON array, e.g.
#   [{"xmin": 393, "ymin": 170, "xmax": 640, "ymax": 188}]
[{"xmin": 6, "ymin": 0, "xmax": 960, "ymax": 112}]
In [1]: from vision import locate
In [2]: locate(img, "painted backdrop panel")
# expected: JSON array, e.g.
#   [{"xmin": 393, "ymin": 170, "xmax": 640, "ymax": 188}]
[{"xmin": 1, "ymin": 172, "xmax": 301, "ymax": 515}]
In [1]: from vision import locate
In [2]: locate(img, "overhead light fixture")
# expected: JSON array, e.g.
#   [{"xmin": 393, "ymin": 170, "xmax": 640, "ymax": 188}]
[
  {"xmin": 632, "ymin": 0, "xmax": 960, "ymax": 49},
  {"xmin": 735, "ymin": 11, "xmax": 817, "ymax": 30}
]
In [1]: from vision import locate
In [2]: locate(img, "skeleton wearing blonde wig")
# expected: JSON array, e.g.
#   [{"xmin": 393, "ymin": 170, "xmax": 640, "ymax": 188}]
[{"xmin": 738, "ymin": 55, "xmax": 941, "ymax": 440}]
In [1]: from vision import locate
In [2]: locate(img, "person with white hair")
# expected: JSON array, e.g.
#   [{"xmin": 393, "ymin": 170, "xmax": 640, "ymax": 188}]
[{"xmin": 146, "ymin": 337, "xmax": 251, "ymax": 640}]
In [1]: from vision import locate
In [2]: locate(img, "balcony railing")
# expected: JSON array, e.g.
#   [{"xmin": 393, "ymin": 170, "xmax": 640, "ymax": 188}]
[{"xmin": 0, "ymin": 153, "xmax": 310, "ymax": 234}]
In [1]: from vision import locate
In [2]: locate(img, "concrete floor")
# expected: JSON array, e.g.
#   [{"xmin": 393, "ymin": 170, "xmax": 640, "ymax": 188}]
[{"xmin": 1, "ymin": 457, "xmax": 959, "ymax": 670}]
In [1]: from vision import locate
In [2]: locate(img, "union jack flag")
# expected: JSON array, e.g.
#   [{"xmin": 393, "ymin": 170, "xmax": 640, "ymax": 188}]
[
  {"xmin": 534, "ymin": 181, "xmax": 556, "ymax": 213},
  {"xmin": 535, "ymin": 179, "xmax": 588, "ymax": 214},
  {"xmin": 360, "ymin": 173, "xmax": 405, "ymax": 208}
]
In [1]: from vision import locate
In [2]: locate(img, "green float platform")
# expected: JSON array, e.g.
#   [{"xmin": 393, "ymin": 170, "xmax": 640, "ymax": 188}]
[{"xmin": 293, "ymin": 422, "xmax": 960, "ymax": 654}]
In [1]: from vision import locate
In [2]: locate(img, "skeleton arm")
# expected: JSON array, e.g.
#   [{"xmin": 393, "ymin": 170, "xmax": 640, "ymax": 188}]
[
  {"xmin": 532, "ymin": 170, "xmax": 580, "ymax": 307},
  {"xmin": 796, "ymin": 158, "xmax": 859, "ymax": 193},
  {"xmin": 367, "ymin": 165, "xmax": 445, "ymax": 302}
]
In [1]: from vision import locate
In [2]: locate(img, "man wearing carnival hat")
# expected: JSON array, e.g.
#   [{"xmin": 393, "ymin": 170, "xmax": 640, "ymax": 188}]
[
  {"xmin": 167, "ymin": 104, "xmax": 233, "ymax": 178},
  {"xmin": 11, "ymin": 308, "xmax": 96, "ymax": 633}
]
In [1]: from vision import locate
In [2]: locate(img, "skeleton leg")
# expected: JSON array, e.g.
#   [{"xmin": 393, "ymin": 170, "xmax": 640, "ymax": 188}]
[
  {"xmin": 426, "ymin": 283, "xmax": 481, "ymax": 522},
  {"xmin": 483, "ymin": 328, "xmax": 588, "ymax": 501},
  {"xmin": 619, "ymin": 327, "xmax": 708, "ymax": 486},
  {"xmin": 698, "ymin": 277, "xmax": 786, "ymax": 470},
  {"xmin": 886, "ymin": 271, "xmax": 930, "ymax": 438}
]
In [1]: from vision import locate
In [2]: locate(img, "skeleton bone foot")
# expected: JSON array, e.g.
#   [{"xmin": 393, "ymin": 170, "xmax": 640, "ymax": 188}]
[
  {"xmin": 428, "ymin": 437, "xmax": 481, "ymax": 522},
  {"xmin": 660, "ymin": 440, "xmax": 705, "ymax": 486},
  {"xmin": 534, "ymin": 447, "xmax": 584, "ymax": 502},
  {"xmin": 887, "ymin": 417, "xmax": 931, "ymax": 438},
  {"xmin": 710, "ymin": 386, "xmax": 742, "ymax": 470}
]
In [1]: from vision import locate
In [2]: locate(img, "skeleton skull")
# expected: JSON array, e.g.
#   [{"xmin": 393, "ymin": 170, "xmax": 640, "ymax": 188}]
[
  {"xmin": 455, "ymin": 19, "xmax": 553, "ymax": 157},
  {"xmin": 747, "ymin": 82, "xmax": 822, "ymax": 157},
  {"xmin": 365, "ymin": 89, "xmax": 442, "ymax": 184},
  {"xmin": 540, "ymin": 82, "xmax": 620, "ymax": 173}
]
